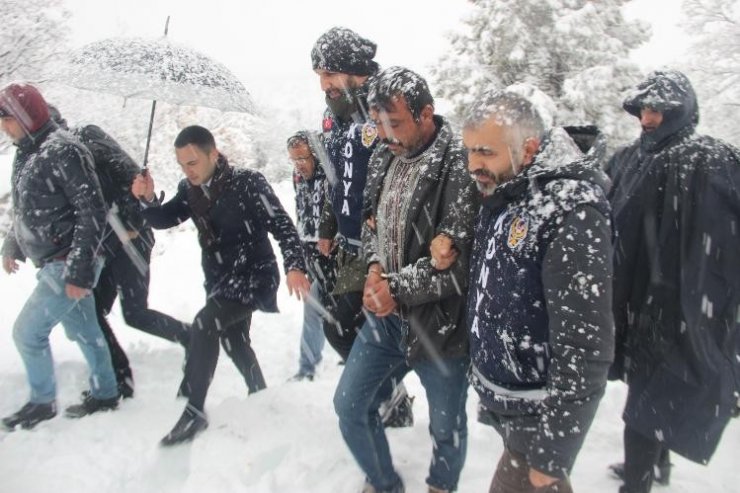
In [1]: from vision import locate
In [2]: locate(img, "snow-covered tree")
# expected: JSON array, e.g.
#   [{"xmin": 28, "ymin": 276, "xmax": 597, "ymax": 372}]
[
  {"xmin": 431, "ymin": 0, "xmax": 651, "ymax": 149},
  {"xmin": 682, "ymin": 0, "xmax": 740, "ymax": 145},
  {"xmin": 0, "ymin": 0, "xmax": 70, "ymax": 85}
]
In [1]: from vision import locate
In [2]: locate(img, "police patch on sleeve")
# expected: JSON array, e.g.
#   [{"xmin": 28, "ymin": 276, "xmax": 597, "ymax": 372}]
[
  {"xmin": 507, "ymin": 216, "xmax": 528, "ymax": 249},
  {"xmin": 361, "ymin": 123, "xmax": 378, "ymax": 148}
]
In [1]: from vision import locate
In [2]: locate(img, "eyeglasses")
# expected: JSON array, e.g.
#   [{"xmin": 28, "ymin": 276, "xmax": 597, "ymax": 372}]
[{"xmin": 290, "ymin": 155, "xmax": 313, "ymax": 164}]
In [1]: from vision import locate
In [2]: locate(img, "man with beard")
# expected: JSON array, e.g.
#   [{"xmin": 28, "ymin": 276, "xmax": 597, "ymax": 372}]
[
  {"xmin": 131, "ymin": 125, "xmax": 310, "ymax": 445},
  {"xmin": 311, "ymin": 27, "xmax": 413, "ymax": 425},
  {"xmin": 334, "ymin": 67, "xmax": 475, "ymax": 493},
  {"xmin": 449, "ymin": 90, "xmax": 614, "ymax": 493},
  {"xmin": 606, "ymin": 70, "xmax": 740, "ymax": 493}
]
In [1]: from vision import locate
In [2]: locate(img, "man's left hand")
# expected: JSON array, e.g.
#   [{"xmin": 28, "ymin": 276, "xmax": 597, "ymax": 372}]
[
  {"xmin": 65, "ymin": 283, "xmax": 90, "ymax": 300},
  {"xmin": 286, "ymin": 270, "xmax": 311, "ymax": 301},
  {"xmin": 529, "ymin": 468, "xmax": 559, "ymax": 488}
]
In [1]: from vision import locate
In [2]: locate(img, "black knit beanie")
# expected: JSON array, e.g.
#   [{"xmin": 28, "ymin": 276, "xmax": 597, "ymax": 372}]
[{"xmin": 311, "ymin": 27, "xmax": 379, "ymax": 76}]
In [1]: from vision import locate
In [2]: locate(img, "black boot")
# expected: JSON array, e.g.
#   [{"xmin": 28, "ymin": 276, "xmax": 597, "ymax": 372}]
[
  {"xmin": 65, "ymin": 394, "xmax": 119, "ymax": 418},
  {"xmin": 2, "ymin": 402, "xmax": 57, "ymax": 430},
  {"xmin": 160, "ymin": 406, "xmax": 208, "ymax": 446},
  {"xmin": 117, "ymin": 368, "xmax": 135, "ymax": 399},
  {"xmin": 381, "ymin": 385, "xmax": 414, "ymax": 428}
]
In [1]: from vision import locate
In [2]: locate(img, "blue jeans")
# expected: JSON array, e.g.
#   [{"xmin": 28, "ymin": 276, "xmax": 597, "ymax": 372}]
[
  {"xmin": 298, "ymin": 281, "xmax": 326, "ymax": 376},
  {"xmin": 13, "ymin": 260, "xmax": 118, "ymax": 403},
  {"xmin": 334, "ymin": 313, "xmax": 469, "ymax": 491}
]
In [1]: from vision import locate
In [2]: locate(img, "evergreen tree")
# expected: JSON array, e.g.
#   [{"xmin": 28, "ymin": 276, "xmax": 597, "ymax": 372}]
[
  {"xmin": 682, "ymin": 0, "xmax": 740, "ymax": 145},
  {"xmin": 0, "ymin": 0, "xmax": 70, "ymax": 85},
  {"xmin": 432, "ymin": 0, "xmax": 650, "ymax": 149}
]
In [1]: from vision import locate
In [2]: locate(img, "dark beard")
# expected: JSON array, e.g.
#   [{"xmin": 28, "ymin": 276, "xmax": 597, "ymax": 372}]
[{"xmin": 325, "ymin": 89, "xmax": 358, "ymax": 121}]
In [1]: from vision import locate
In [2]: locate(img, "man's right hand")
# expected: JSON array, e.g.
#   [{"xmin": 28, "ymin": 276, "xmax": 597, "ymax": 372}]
[
  {"xmin": 2, "ymin": 256, "xmax": 19, "ymax": 274},
  {"xmin": 318, "ymin": 238, "xmax": 335, "ymax": 257},
  {"xmin": 131, "ymin": 171, "xmax": 155, "ymax": 202}
]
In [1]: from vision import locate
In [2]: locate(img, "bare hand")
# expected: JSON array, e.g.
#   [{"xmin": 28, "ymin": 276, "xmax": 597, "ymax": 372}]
[
  {"xmin": 362, "ymin": 266, "xmax": 396, "ymax": 316},
  {"xmin": 286, "ymin": 270, "xmax": 311, "ymax": 300},
  {"xmin": 131, "ymin": 171, "xmax": 155, "ymax": 201},
  {"xmin": 529, "ymin": 468, "xmax": 559, "ymax": 488},
  {"xmin": 65, "ymin": 283, "xmax": 90, "ymax": 300},
  {"xmin": 366, "ymin": 215, "xmax": 376, "ymax": 231},
  {"xmin": 2, "ymin": 256, "xmax": 19, "ymax": 274},
  {"xmin": 317, "ymin": 238, "xmax": 335, "ymax": 257},
  {"xmin": 430, "ymin": 233, "xmax": 458, "ymax": 270}
]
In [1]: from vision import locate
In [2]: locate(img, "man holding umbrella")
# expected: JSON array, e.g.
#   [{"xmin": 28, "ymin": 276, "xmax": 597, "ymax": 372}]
[{"xmin": 132, "ymin": 125, "xmax": 310, "ymax": 446}]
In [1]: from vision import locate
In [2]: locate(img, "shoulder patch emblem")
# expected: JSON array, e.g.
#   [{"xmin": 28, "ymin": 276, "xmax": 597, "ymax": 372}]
[
  {"xmin": 361, "ymin": 123, "xmax": 378, "ymax": 148},
  {"xmin": 507, "ymin": 216, "xmax": 528, "ymax": 249},
  {"xmin": 323, "ymin": 116, "xmax": 333, "ymax": 133}
]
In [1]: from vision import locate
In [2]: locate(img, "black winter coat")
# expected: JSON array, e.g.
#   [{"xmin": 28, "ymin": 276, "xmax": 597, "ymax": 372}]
[
  {"xmin": 470, "ymin": 127, "xmax": 614, "ymax": 477},
  {"xmin": 1, "ymin": 122, "xmax": 106, "ymax": 288},
  {"xmin": 608, "ymin": 70, "xmax": 740, "ymax": 464},
  {"xmin": 362, "ymin": 116, "xmax": 476, "ymax": 363},
  {"xmin": 142, "ymin": 157, "xmax": 305, "ymax": 311}
]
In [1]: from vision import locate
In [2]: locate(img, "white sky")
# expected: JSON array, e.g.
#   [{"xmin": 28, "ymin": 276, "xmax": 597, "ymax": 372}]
[{"xmin": 63, "ymin": 0, "xmax": 688, "ymax": 110}]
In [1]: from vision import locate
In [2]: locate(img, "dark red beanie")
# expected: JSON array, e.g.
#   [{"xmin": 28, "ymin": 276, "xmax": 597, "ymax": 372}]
[{"xmin": 0, "ymin": 83, "xmax": 50, "ymax": 133}]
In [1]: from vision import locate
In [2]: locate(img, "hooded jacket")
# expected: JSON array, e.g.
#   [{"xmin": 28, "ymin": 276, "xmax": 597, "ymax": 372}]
[
  {"xmin": 1, "ymin": 121, "xmax": 106, "ymax": 288},
  {"xmin": 469, "ymin": 127, "xmax": 614, "ymax": 477},
  {"xmin": 607, "ymin": 70, "xmax": 740, "ymax": 464},
  {"xmin": 141, "ymin": 156, "xmax": 305, "ymax": 311},
  {"xmin": 362, "ymin": 115, "xmax": 476, "ymax": 363}
]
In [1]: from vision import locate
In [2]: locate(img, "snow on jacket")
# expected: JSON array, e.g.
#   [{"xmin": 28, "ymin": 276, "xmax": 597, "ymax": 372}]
[
  {"xmin": 607, "ymin": 70, "xmax": 740, "ymax": 464},
  {"xmin": 1, "ymin": 121, "xmax": 106, "ymax": 288},
  {"xmin": 293, "ymin": 164, "xmax": 335, "ymax": 289},
  {"xmin": 318, "ymin": 83, "xmax": 378, "ymax": 252},
  {"xmin": 468, "ymin": 127, "xmax": 614, "ymax": 477},
  {"xmin": 141, "ymin": 156, "xmax": 305, "ymax": 311},
  {"xmin": 362, "ymin": 115, "xmax": 476, "ymax": 363}
]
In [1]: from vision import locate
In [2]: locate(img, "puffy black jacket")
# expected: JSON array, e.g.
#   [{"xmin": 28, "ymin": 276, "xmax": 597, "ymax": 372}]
[
  {"xmin": 1, "ymin": 121, "xmax": 106, "ymax": 288},
  {"xmin": 362, "ymin": 116, "xmax": 476, "ymax": 363},
  {"xmin": 141, "ymin": 156, "xmax": 305, "ymax": 311},
  {"xmin": 608, "ymin": 70, "xmax": 740, "ymax": 464}
]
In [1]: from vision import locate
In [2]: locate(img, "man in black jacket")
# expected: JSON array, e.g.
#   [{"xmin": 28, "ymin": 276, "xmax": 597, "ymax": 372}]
[
  {"xmin": 454, "ymin": 90, "xmax": 614, "ymax": 493},
  {"xmin": 0, "ymin": 83, "xmax": 119, "ymax": 429},
  {"xmin": 312, "ymin": 26, "xmax": 413, "ymax": 427},
  {"xmin": 286, "ymin": 131, "xmax": 334, "ymax": 381},
  {"xmin": 607, "ymin": 70, "xmax": 740, "ymax": 493},
  {"xmin": 50, "ymin": 107, "xmax": 190, "ymax": 399},
  {"xmin": 334, "ymin": 67, "xmax": 475, "ymax": 493},
  {"xmin": 132, "ymin": 125, "xmax": 310, "ymax": 446}
]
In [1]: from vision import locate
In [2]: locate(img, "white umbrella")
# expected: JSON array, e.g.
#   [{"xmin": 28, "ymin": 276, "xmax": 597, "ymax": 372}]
[{"xmin": 56, "ymin": 18, "xmax": 256, "ymax": 166}]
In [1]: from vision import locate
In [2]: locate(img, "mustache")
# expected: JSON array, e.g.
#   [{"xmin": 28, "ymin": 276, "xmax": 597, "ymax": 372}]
[
  {"xmin": 470, "ymin": 169, "xmax": 500, "ymax": 184},
  {"xmin": 381, "ymin": 137, "xmax": 401, "ymax": 146}
]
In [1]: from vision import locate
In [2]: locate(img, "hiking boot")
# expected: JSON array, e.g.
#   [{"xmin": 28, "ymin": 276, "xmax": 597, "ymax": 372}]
[
  {"xmin": 160, "ymin": 406, "xmax": 208, "ymax": 446},
  {"xmin": 381, "ymin": 384, "xmax": 414, "ymax": 428},
  {"xmin": 609, "ymin": 461, "xmax": 671, "ymax": 486},
  {"xmin": 288, "ymin": 372, "xmax": 314, "ymax": 382},
  {"xmin": 65, "ymin": 394, "xmax": 119, "ymax": 418},
  {"xmin": 116, "ymin": 368, "xmax": 135, "ymax": 399},
  {"xmin": 361, "ymin": 478, "xmax": 405, "ymax": 493},
  {"xmin": 2, "ymin": 402, "xmax": 57, "ymax": 430}
]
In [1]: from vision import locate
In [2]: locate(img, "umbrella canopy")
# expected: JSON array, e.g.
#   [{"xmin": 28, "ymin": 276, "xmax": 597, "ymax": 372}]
[{"xmin": 59, "ymin": 37, "xmax": 256, "ymax": 114}]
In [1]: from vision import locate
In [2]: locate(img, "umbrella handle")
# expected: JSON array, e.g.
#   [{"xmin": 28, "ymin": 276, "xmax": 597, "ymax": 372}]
[{"xmin": 142, "ymin": 99, "xmax": 157, "ymax": 168}]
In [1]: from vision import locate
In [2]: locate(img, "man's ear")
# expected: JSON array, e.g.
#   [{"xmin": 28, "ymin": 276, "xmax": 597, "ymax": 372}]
[
  {"xmin": 522, "ymin": 137, "xmax": 541, "ymax": 166},
  {"xmin": 420, "ymin": 104, "xmax": 434, "ymax": 123},
  {"xmin": 209, "ymin": 146, "xmax": 219, "ymax": 164}
]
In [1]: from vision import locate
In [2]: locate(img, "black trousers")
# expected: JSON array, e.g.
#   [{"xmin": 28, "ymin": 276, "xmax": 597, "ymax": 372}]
[
  {"xmin": 94, "ymin": 233, "xmax": 190, "ymax": 382},
  {"xmin": 622, "ymin": 425, "xmax": 666, "ymax": 493},
  {"xmin": 322, "ymin": 291, "xmax": 365, "ymax": 362},
  {"xmin": 182, "ymin": 297, "xmax": 266, "ymax": 412}
]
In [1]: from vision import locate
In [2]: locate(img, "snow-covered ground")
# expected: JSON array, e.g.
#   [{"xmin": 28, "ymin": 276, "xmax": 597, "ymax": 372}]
[{"xmin": 0, "ymin": 178, "xmax": 737, "ymax": 493}]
